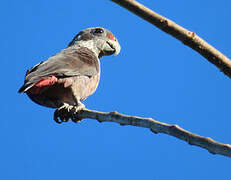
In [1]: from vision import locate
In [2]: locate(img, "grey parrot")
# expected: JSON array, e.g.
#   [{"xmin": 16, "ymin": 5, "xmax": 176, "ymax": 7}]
[{"xmin": 18, "ymin": 27, "xmax": 121, "ymax": 123}]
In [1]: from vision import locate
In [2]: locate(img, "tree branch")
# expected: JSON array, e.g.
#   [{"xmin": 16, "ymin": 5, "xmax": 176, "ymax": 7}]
[
  {"xmin": 111, "ymin": 0, "xmax": 231, "ymax": 78},
  {"xmin": 74, "ymin": 108, "xmax": 231, "ymax": 158},
  {"xmin": 66, "ymin": 0, "xmax": 231, "ymax": 158}
]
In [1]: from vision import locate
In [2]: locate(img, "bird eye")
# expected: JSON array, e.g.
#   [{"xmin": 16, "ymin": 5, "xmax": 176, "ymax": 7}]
[{"xmin": 92, "ymin": 28, "xmax": 104, "ymax": 34}]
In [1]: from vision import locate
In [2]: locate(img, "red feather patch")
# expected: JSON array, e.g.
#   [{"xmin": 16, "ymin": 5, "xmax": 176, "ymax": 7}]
[
  {"xmin": 107, "ymin": 33, "xmax": 115, "ymax": 41},
  {"xmin": 29, "ymin": 75, "xmax": 58, "ymax": 94}
]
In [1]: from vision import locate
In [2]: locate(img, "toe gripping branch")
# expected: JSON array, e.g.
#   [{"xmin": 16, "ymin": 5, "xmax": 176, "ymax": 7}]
[{"xmin": 53, "ymin": 104, "xmax": 85, "ymax": 124}]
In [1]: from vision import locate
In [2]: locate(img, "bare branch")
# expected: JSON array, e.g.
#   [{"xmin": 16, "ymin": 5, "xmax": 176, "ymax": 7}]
[
  {"xmin": 73, "ymin": 108, "xmax": 231, "ymax": 158},
  {"xmin": 111, "ymin": 0, "xmax": 231, "ymax": 78},
  {"xmin": 62, "ymin": 0, "xmax": 231, "ymax": 158},
  {"xmin": 76, "ymin": 109, "xmax": 231, "ymax": 157},
  {"xmin": 74, "ymin": 109, "xmax": 231, "ymax": 157}
]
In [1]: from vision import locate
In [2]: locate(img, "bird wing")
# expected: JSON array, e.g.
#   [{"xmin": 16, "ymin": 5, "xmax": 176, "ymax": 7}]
[{"xmin": 18, "ymin": 46, "xmax": 99, "ymax": 93}]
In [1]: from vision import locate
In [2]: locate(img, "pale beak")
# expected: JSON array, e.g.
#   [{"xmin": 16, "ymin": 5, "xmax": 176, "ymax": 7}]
[{"xmin": 107, "ymin": 39, "xmax": 121, "ymax": 56}]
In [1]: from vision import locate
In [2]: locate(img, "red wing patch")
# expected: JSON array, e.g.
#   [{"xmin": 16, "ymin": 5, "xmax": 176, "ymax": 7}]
[{"xmin": 29, "ymin": 75, "xmax": 58, "ymax": 94}]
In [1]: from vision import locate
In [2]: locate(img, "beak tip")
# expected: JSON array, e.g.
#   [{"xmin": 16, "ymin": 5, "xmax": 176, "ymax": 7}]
[{"xmin": 114, "ymin": 43, "xmax": 121, "ymax": 56}]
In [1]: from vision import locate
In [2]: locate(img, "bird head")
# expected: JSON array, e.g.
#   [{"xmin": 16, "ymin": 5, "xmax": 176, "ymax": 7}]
[{"xmin": 68, "ymin": 27, "xmax": 121, "ymax": 58}]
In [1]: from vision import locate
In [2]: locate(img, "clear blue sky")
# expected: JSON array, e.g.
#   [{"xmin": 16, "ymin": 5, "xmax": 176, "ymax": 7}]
[{"xmin": 1, "ymin": 0, "xmax": 231, "ymax": 179}]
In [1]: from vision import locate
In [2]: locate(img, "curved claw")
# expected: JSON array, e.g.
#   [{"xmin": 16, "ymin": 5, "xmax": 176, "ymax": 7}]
[
  {"xmin": 53, "ymin": 104, "xmax": 73, "ymax": 123},
  {"xmin": 54, "ymin": 110, "xmax": 63, "ymax": 124},
  {"xmin": 70, "ymin": 103, "xmax": 85, "ymax": 123},
  {"xmin": 53, "ymin": 103, "xmax": 85, "ymax": 124}
]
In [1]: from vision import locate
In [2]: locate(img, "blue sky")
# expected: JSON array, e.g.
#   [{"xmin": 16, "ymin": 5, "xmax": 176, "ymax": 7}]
[{"xmin": 1, "ymin": 0, "xmax": 231, "ymax": 179}]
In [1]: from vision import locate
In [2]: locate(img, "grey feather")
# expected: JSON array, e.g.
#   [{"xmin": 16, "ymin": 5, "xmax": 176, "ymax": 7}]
[{"xmin": 18, "ymin": 46, "xmax": 99, "ymax": 93}]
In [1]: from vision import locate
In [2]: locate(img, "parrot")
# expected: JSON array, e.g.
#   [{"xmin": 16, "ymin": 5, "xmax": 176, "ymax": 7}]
[{"xmin": 18, "ymin": 27, "xmax": 121, "ymax": 123}]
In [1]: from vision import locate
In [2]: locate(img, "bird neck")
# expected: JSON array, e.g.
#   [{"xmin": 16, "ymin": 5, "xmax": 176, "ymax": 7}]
[{"xmin": 74, "ymin": 40, "xmax": 100, "ymax": 58}]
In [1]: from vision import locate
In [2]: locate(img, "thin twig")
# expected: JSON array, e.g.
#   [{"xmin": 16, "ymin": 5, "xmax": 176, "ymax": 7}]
[
  {"xmin": 111, "ymin": 0, "xmax": 231, "ymax": 78},
  {"xmin": 73, "ymin": 108, "xmax": 231, "ymax": 158}
]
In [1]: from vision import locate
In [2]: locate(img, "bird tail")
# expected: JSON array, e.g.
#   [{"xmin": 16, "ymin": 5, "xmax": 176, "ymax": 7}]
[{"xmin": 18, "ymin": 83, "xmax": 33, "ymax": 93}]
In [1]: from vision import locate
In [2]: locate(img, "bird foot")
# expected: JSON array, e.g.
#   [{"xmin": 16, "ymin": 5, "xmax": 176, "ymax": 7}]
[{"xmin": 54, "ymin": 103, "xmax": 85, "ymax": 124}]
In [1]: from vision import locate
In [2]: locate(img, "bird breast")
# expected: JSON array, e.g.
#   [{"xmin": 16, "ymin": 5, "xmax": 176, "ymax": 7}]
[{"xmin": 70, "ymin": 74, "xmax": 100, "ymax": 101}]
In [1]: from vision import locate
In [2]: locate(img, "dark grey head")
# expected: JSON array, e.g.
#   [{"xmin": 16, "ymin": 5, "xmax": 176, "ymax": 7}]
[{"xmin": 68, "ymin": 27, "xmax": 121, "ymax": 58}]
